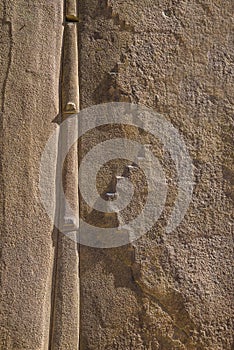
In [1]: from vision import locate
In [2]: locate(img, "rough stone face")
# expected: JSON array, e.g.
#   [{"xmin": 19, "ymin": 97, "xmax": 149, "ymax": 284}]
[
  {"xmin": 78, "ymin": 0, "xmax": 233, "ymax": 349},
  {"xmin": 0, "ymin": 0, "xmax": 233, "ymax": 349},
  {"xmin": 0, "ymin": 1, "xmax": 63, "ymax": 349}
]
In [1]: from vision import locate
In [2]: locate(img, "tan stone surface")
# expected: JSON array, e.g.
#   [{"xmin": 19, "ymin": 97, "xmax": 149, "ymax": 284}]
[
  {"xmin": 49, "ymin": 13, "xmax": 80, "ymax": 349},
  {"xmin": 0, "ymin": 1, "xmax": 63, "ymax": 349},
  {"xmin": 78, "ymin": 0, "xmax": 233, "ymax": 349},
  {"xmin": 0, "ymin": 0, "xmax": 233, "ymax": 349}
]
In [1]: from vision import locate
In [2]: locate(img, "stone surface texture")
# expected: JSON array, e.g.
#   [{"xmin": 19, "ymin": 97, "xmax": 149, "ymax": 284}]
[
  {"xmin": 0, "ymin": 1, "xmax": 63, "ymax": 349},
  {"xmin": 0, "ymin": 0, "xmax": 233, "ymax": 350},
  {"xmin": 78, "ymin": 1, "xmax": 233, "ymax": 349}
]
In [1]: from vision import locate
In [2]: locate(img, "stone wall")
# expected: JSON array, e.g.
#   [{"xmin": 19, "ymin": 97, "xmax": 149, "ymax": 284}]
[
  {"xmin": 1, "ymin": 0, "xmax": 233, "ymax": 349},
  {"xmin": 78, "ymin": 1, "xmax": 233, "ymax": 349}
]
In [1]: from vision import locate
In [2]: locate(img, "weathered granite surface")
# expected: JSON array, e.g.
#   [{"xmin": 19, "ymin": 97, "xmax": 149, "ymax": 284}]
[{"xmin": 0, "ymin": 0, "xmax": 233, "ymax": 349}]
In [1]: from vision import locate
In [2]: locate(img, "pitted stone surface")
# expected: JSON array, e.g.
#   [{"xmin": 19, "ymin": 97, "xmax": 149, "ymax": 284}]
[
  {"xmin": 0, "ymin": 0, "xmax": 233, "ymax": 349},
  {"xmin": 78, "ymin": 0, "xmax": 233, "ymax": 349}
]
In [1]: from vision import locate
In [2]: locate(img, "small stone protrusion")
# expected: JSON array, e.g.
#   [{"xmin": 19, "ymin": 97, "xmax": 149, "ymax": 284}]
[
  {"xmin": 64, "ymin": 102, "xmax": 77, "ymax": 113},
  {"xmin": 62, "ymin": 217, "xmax": 78, "ymax": 232},
  {"xmin": 105, "ymin": 192, "xmax": 118, "ymax": 201},
  {"xmin": 66, "ymin": 14, "xmax": 79, "ymax": 22},
  {"xmin": 116, "ymin": 175, "xmax": 126, "ymax": 180},
  {"xmin": 126, "ymin": 164, "xmax": 139, "ymax": 175}
]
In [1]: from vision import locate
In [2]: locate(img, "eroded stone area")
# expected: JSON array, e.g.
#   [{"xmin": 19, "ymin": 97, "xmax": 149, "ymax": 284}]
[{"xmin": 78, "ymin": 0, "xmax": 233, "ymax": 349}]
